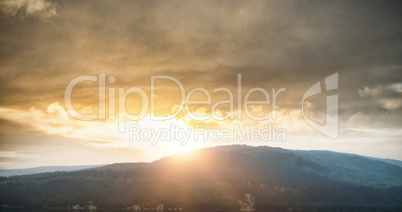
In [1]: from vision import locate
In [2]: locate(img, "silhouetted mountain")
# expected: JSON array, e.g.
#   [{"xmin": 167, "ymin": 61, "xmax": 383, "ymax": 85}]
[
  {"xmin": 0, "ymin": 165, "xmax": 103, "ymax": 177},
  {"xmin": 368, "ymin": 157, "xmax": 402, "ymax": 168},
  {"xmin": 0, "ymin": 145, "xmax": 401, "ymax": 211}
]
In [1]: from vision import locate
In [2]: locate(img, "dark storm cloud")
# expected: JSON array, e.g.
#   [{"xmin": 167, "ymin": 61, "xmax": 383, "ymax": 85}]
[
  {"xmin": 0, "ymin": 0, "xmax": 58, "ymax": 20},
  {"xmin": 0, "ymin": 0, "xmax": 401, "ymax": 167},
  {"xmin": 0, "ymin": 0, "xmax": 401, "ymax": 126}
]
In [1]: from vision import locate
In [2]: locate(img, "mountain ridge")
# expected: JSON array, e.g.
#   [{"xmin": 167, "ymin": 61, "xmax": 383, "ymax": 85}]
[
  {"xmin": 0, "ymin": 165, "xmax": 104, "ymax": 177},
  {"xmin": 1, "ymin": 145, "xmax": 401, "ymax": 210},
  {"xmin": 2, "ymin": 145, "xmax": 401, "ymax": 177}
]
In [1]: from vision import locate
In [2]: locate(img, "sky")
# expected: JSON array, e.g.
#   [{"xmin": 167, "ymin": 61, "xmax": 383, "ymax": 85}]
[{"xmin": 0, "ymin": 0, "xmax": 401, "ymax": 169}]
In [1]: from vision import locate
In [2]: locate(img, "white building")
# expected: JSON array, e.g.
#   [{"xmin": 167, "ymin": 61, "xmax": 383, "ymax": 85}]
[{"xmin": 239, "ymin": 193, "xmax": 256, "ymax": 212}]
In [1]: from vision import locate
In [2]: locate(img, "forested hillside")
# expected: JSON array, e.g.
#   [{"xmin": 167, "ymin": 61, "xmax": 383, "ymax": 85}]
[{"xmin": 1, "ymin": 145, "xmax": 401, "ymax": 211}]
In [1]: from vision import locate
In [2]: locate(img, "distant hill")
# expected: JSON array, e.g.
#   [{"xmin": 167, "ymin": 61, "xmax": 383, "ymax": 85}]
[
  {"xmin": 368, "ymin": 157, "xmax": 402, "ymax": 168},
  {"xmin": 293, "ymin": 149, "xmax": 402, "ymax": 187},
  {"xmin": 0, "ymin": 145, "xmax": 401, "ymax": 211},
  {"xmin": 0, "ymin": 165, "xmax": 103, "ymax": 177}
]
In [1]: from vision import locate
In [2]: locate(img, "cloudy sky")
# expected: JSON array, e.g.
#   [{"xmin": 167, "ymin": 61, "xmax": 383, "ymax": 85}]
[{"xmin": 0, "ymin": 0, "xmax": 401, "ymax": 169}]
